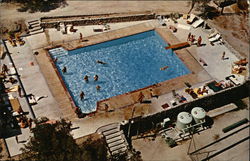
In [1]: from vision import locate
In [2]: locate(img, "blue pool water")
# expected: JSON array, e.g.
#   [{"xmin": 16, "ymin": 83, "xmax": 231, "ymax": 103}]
[{"xmin": 49, "ymin": 30, "xmax": 190, "ymax": 113}]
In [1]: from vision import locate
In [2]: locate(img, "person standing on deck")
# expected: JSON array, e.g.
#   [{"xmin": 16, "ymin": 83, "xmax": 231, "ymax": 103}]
[
  {"xmin": 79, "ymin": 33, "xmax": 83, "ymax": 41},
  {"xmin": 187, "ymin": 32, "xmax": 191, "ymax": 41},
  {"xmin": 197, "ymin": 36, "xmax": 202, "ymax": 47},
  {"xmin": 1, "ymin": 64, "xmax": 8, "ymax": 75}
]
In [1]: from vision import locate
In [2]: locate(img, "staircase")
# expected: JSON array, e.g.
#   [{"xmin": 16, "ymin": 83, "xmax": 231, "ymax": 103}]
[
  {"xmin": 97, "ymin": 123, "xmax": 129, "ymax": 156},
  {"xmin": 27, "ymin": 19, "xmax": 44, "ymax": 35}
]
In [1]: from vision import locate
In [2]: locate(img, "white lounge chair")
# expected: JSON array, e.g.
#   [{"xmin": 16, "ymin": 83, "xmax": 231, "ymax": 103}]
[
  {"xmin": 208, "ymin": 34, "xmax": 221, "ymax": 42},
  {"xmin": 208, "ymin": 30, "xmax": 219, "ymax": 38},
  {"xmin": 187, "ymin": 14, "xmax": 197, "ymax": 24},
  {"xmin": 192, "ymin": 18, "xmax": 204, "ymax": 28},
  {"xmin": 226, "ymin": 75, "xmax": 241, "ymax": 86},
  {"xmin": 9, "ymin": 67, "xmax": 16, "ymax": 75},
  {"xmin": 28, "ymin": 95, "xmax": 37, "ymax": 105}
]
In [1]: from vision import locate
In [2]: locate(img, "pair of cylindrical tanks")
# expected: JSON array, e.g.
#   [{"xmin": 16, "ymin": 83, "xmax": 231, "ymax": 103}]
[{"xmin": 176, "ymin": 107, "xmax": 206, "ymax": 130}]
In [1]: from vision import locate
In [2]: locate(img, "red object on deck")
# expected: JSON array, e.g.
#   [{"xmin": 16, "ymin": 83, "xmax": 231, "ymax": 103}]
[
  {"xmin": 161, "ymin": 103, "xmax": 170, "ymax": 109},
  {"xmin": 165, "ymin": 42, "xmax": 190, "ymax": 50}
]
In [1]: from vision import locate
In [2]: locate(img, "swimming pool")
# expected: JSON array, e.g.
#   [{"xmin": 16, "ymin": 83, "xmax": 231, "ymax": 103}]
[{"xmin": 49, "ymin": 30, "xmax": 190, "ymax": 113}]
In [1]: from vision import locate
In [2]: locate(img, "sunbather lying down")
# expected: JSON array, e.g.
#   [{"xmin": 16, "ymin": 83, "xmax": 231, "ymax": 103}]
[
  {"xmin": 234, "ymin": 58, "xmax": 248, "ymax": 66},
  {"xmin": 5, "ymin": 85, "xmax": 20, "ymax": 92},
  {"xmin": 185, "ymin": 88, "xmax": 198, "ymax": 99},
  {"xmin": 232, "ymin": 66, "xmax": 246, "ymax": 74},
  {"xmin": 28, "ymin": 94, "xmax": 48, "ymax": 103},
  {"xmin": 215, "ymin": 80, "xmax": 234, "ymax": 88}
]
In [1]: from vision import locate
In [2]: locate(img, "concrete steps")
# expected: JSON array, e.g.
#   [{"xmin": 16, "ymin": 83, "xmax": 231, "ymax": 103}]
[
  {"xmin": 106, "ymin": 136, "xmax": 122, "ymax": 144},
  {"xmin": 98, "ymin": 123, "xmax": 129, "ymax": 157},
  {"xmin": 27, "ymin": 19, "xmax": 44, "ymax": 35},
  {"xmin": 105, "ymin": 131, "xmax": 122, "ymax": 140},
  {"xmin": 103, "ymin": 128, "xmax": 120, "ymax": 136},
  {"xmin": 112, "ymin": 147, "xmax": 127, "ymax": 156}
]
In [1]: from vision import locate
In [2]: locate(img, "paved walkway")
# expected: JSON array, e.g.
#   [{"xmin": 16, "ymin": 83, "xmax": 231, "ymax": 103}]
[{"xmin": 1, "ymin": 16, "xmax": 248, "ymax": 157}]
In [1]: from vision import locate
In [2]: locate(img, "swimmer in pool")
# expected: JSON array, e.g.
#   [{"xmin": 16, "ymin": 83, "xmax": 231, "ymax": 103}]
[
  {"xmin": 84, "ymin": 75, "xmax": 89, "ymax": 82},
  {"xmin": 53, "ymin": 57, "xmax": 58, "ymax": 63},
  {"xmin": 160, "ymin": 66, "xmax": 169, "ymax": 70},
  {"xmin": 96, "ymin": 85, "xmax": 101, "ymax": 91},
  {"xmin": 62, "ymin": 66, "xmax": 67, "ymax": 73},
  {"xmin": 80, "ymin": 91, "xmax": 85, "ymax": 100},
  {"xmin": 94, "ymin": 75, "xmax": 99, "ymax": 81},
  {"xmin": 96, "ymin": 60, "xmax": 107, "ymax": 64}
]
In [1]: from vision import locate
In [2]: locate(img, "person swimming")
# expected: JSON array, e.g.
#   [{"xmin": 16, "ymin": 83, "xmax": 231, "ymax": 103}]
[
  {"xmin": 96, "ymin": 85, "xmax": 101, "ymax": 91},
  {"xmin": 94, "ymin": 75, "xmax": 99, "ymax": 81},
  {"xmin": 62, "ymin": 66, "xmax": 67, "ymax": 73},
  {"xmin": 96, "ymin": 60, "xmax": 107, "ymax": 64},
  {"xmin": 84, "ymin": 75, "xmax": 89, "ymax": 82},
  {"xmin": 53, "ymin": 57, "xmax": 58, "ymax": 63},
  {"xmin": 80, "ymin": 91, "xmax": 85, "ymax": 100},
  {"xmin": 160, "ymin": 66, "xmax": 169, "ymax": 70}
]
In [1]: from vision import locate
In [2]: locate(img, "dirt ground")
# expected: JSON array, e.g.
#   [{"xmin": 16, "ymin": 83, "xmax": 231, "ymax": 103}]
[
  {"xmin": 132, "ymin": 101, "xmax": 249, "ymax": 161},
  {"xmin": 0, "ymin": 1, "xmax": 248, "ymax": 57},
  {"xmin": 0, "ymin": 139, "xmax": 9, "ymax": 161},
  {"xmin": 208, "ymin": 5, "xmax": 249, "ymax": 58}
]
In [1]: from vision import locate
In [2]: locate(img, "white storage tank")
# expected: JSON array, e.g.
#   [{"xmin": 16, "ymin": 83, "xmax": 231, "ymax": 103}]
[
  {"xmin": 191, "ymin": 107, "xmax": 206, "ymax": 124},
  {"xmin": 176, "ymin": 112, "xmax": 193, "ymax": 130}
]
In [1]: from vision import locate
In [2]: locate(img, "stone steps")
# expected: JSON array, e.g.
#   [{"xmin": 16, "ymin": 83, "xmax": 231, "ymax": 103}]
[
  {"xmin": 106, "ymin": 136, "xmax": 122, "ymax": 144},
  {"xmin": 105, "ymin": 131, "xmax": 122, "ymax": 140},
  {"xmin": 109, "ymin": 139, "xmax": 125, "ymax": 148},
  {"xmin": 98, "ymin": 123, "xmax": 129, "ymax": 157},
  {"xmin": 27, "ymin": 19, "xmax": 44, "ymax": 35},
  {"xmin": 103, "ymin": 128, "xmax": 120, "ymax": 136},
  {"xmin": 112, "ymin": 147, "xmax": 127, "ymax": 156}
]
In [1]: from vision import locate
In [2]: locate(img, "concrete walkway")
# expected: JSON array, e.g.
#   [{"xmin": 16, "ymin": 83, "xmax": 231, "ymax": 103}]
[{"xmin": 1, "ymin": 16, "xmax": 248, "ymax": 157}]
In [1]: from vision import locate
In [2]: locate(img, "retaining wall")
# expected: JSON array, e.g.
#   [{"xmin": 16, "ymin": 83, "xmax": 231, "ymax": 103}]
[{"xmin": 40, "ymin": 14, "xmax": 156, "ymax": 28}]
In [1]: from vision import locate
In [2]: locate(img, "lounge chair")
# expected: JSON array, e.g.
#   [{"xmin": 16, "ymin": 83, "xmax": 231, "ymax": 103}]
[
  {"xmin": 69, "ymin": 25, "xmax": 77, "ymax": 33},
  {"xmin": 193, "ymin": 88, "xmax": 203, "ymax": 98},
  {"xmin": 182, "ymin": 14, "xmax": 189, "ymax": 20},
  {"xmin": 9, "ymin": 98, "xmax": 22, "ymax": 112},
  {"xmin": 103, "ymin": 24, "xmax": 111, "ymax": 30},
  {"xmin": 28, "ymin": 95, "xmax": 37, "ymax": 105},
  {"xmin": 186, "ymin": 14, "xmax": 197, "ymax": 24},
  {"xmin": 192, "ymin": 18, "xmax": 204, "ymax": 28},
  {"xmin": 225, "ymin": 75, "xmax": 241, "ymax": 86},
  {"xmin": 206, "ymin": 81, "xmax": 223, "ymax": 92},
  {"xmin": 5, "ymin": 85, "xmax": 20, "ymax": 92},
  {"xmin": 9, "ymin": 67, "xmax": 16, "ymax": 75},
  {"xmin": 208, "ymin": 34, "xmax": 221, "ymax": 42},
  {"xmin": 208, "ymin": 30, "xmax": 218, "ymax": 39}
]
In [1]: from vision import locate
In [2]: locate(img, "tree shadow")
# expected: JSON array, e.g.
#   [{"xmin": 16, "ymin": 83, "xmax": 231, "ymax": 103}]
[
  {"xmin": 196, "ymin": 4, "xmax": 220, "ymax": 20},
  {"xmin": 16, "ymin": 0, "xmax": 68, "ymax": 13}
]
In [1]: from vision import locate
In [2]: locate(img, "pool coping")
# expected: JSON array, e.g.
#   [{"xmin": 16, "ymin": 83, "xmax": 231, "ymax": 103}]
[{"xmin": 36, "ymin": 21, "xmax": 211, "ymax": 117}]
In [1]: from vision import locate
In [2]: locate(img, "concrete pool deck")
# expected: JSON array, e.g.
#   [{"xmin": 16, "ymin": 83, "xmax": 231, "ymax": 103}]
[
  {"xmin": 2, "ymin": 18, "xmax": 248, "ymax": 157},
  {"xmin": 34, "ymin": 21, "xmax": 212, "ymax": 115}
]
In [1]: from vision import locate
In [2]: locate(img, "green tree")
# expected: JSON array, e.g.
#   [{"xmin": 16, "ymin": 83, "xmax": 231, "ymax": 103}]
[
  {"xmin": 188, "ymin": 0, "xmax": 212, "ymax": 14},
  {"xmin": 20, "ymin": 119, "xmax": 108, "ymax": 161},
  {"xmin": 21, "ymin": 119, "xmax": 81, "ymax": 161}
]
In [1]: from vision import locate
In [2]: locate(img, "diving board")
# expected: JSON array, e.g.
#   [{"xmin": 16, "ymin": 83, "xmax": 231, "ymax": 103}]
[{"xmin": 165, "ymin": 42, "xmax": 190, "ymax": 50}]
